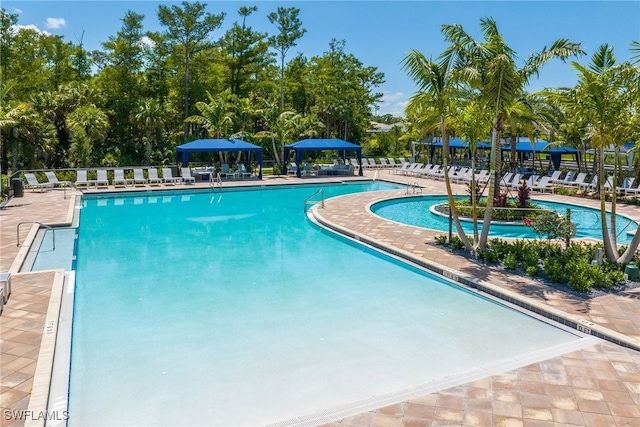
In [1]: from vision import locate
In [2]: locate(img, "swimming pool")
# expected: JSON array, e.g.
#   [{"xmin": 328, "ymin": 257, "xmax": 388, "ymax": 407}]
[
  {"xmin": 69, "ymin": 183, "xmax": 588, "ymax": 426},
  {"xmin": 371, "ymin": 195, "xmax": 638, "ymax": 244}
]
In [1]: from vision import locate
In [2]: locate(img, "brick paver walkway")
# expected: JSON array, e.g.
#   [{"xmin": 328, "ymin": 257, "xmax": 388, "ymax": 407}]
[{"xmin": 1, "ymin": 172, "xmax": 639, "ymax": 427}]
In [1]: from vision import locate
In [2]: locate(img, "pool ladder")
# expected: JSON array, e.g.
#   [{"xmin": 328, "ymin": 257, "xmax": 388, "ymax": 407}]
[
  {"xmin": 406, "ymin": 182, "xmax": 422, "ymax": 194},
  {"xmin": 17, "ymin": 221, "xmax": 55, "ymax": 250},
  {"xmin": 210, "ymin": 173, "xmax": 222, "ymax": 192},
  {"xmin": 304, "ymin": 189, "xmax": 325, "ymax": 212}
]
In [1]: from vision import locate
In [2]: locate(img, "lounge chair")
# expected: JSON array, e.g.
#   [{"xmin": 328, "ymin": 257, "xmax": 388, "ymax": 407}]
[
  {"xmin": 24, "ymin": 173, "xmax": 53, "ymax": 192},
  {"xmin": 547, "ymin": 170, "xmax": 563, "ymax": 184},
  {"xmin": 94, "ymin": 170, "xmax": 109, "ymax": 188},
  {"xmin": 237, "ymin": 164, "xmax": 251, "ymax": 179},
  {"xmin": 579, "ymin": 175, "xmax": 598, "ymax": 191},
  {"xmin": 506, "ymin": 173, "xmax": 524, "ymax": 188},
  {"xmin": 133, "ymin": 168, "xmax": 148, "ymax": 185},
  {"xmin": 566, "ymin": 172, "xmax": 587, "ymax": 187},
  {"xmin": 147, "ymin": 168, "xmax": 162, "ymax": 185},
  {"xmin": 75, "ymin": 170, "xmax": 90, "ymax": 188},
  {"xmin": 44, "ymin": 171, "xmax": 71, "ymax": 188},
  {"xmin": 530, "ymin": 176, "xmax": 554, "ymax": 193},
  {"xmin": 181, "ymin": 167, "xmax": 195, "ymax": 184},
  {"xmin": 220, "ymin": 163, "xmax": 239, "ymax": 179},
  {"xmin": 616, "ymin": 177, "xmax": 634, "ymax": 195},
  {"xmin": 113, "ymin": 169, "xmax": 132, "ymax": 187},
  {"xmin": 552, "ymin": 170, "xmax": 574, "ymax": 186},
  {"xmin": 393, "ymin": 162, "xmax": 411, "ymax": 175},
  {"xmin": 388, "ymin": 158, "xmax": 399, "ymax": 168},
  {"xmin": 287, "ymin": 163, "xmax": 298, "ymax": 176},
  {"xmin": 367, "ymin": 158, "xmax": 380, "ymax": 168},
  {"xmin": 162, "ymin": 168, "xmax": 181, "ymax": 185},
  {"xmin": 499, "ymin": 172, "xmax": 513, "ymax": 186},
  {"xmin": 378, "ymin": 158, "xmax": 389, "ymax": 168},
  {"xmin": 474, "ymin": 169, "xmax": 489, "ymax": 183},
  {"xmin": 624, "ymin": 181, "xmax": 640, "ymax": 196}
]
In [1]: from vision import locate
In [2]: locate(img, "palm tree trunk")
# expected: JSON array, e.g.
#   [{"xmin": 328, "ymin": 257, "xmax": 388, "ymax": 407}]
[
  {"xmin": 599, "ymin": 147, "xmax": 617, "ymax": 261},
  {"xmin": 441, "ymin": 125, "xmax": 472, "ymax": 251},
  {"xmin": 479, "ymin": 123, "xmax": 500, "ymax": 249}
]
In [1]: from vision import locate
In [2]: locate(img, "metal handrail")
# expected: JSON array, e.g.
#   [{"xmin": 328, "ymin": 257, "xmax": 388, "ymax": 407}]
[
  {"xmin": 17, "ymin": 221, "xmax": 55, "ymax": 250},
  {"xmin": 303, "ymin": 189, "xmax": 325, "ymax": 212},
  {"xmin": 210, "ymin": 173, "xmax": 222, "ymax": 191}
]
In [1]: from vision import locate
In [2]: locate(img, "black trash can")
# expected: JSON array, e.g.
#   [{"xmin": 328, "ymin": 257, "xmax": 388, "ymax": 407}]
[{"xmin": 12, "ymin": 178, "xmax": 24, "ymax": 198}]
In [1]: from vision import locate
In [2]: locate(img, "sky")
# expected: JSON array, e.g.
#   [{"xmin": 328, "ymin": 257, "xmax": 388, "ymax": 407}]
[{"xmin": 4, "ymin": 1, "xmax": 640, "ymax": 117}]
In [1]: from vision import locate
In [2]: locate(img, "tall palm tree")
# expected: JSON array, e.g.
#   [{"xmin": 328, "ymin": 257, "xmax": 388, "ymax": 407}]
[
  {"xmin": 440, "ymin": 17, "xmax": 584, "ymax": 249},
  {"xmin": 66, "ymin": 105, "xmax": 110, "ymax": 167},
  {"xmin": 185, "ymin": 90, "xmax": 234, "ymax": 139},
  {"xmin": 547, "ymin": 45, "xmax": 640, "ymax": 262},
  {"xmin": 402, "ymin": 49, "xmax": 474, "ymax": 251}
]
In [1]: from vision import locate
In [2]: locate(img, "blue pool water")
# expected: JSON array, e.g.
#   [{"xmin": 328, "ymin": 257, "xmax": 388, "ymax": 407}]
[
  {"xmin": 371, "ymin": 196, "xmax": 638, "ymax": 244},
  {"xmin": 69, "ymin": 183, "xmax": 584, "ymax": 426}
]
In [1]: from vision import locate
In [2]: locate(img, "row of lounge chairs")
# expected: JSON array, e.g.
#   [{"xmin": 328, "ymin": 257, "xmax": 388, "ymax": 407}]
[
  {"xmin": 391, "ymin": 162, "xmax": 640, "ymax": 196},
  {"xmin": 354, "ymin": 158, "xmax": 408, "ymax": 168}
]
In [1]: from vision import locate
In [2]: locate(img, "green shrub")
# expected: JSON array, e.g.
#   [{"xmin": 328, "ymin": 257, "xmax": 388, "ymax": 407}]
[
  {"xmin": 434, "ymin": 235, "xmax": 447, "ymax": 245},
  {"xmin": 477, "ymin": 248, "xmax": 499, "ymax": 264},
  {"xmin": 544, "ymin": 257, "xmax": 566, "ymax": 283},
  {"xmin": 566, "ymin": 258, "xmax": 594, "ymax": 292},
  {"xmin": 488, "ymin": 238, "xmax": 510, "ymax": 260},
  {"xmin": 450, "ymin": 235, "xmax": 464, "ymax": 250},
  {"xmin": 503, "ymin": 252, "xmax": 519, "ymax": 270},
  {"xmin": 526, "ymin": 265, "xmax": 538, "ymax": 276}
]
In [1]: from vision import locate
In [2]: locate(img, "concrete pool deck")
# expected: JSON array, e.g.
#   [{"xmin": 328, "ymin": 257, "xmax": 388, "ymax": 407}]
[{"xmin": 1, "ymin": 171, "xmax": 639, "ymax": 426}]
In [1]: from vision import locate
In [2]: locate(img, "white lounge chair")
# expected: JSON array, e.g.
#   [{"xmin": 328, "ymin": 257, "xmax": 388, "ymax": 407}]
[
  {"xmin": 579, "ymin": 175, "xmax": 598, "ymax": 191},
  {"xmin": 24, "ymin": 173, "xmax": 53, "ymax": 192},
  {"xmin": 566, "ymin": 172, "xmax": 587, "ymax": 187},
  {"xmin": 113, "ymin": 169, "xmax": 132, "ymax": 187},
  {"xmin": 162, "ymin": 168, "xmax": 181, "ymax": 185},
  {"xmin": 547, "ymin": 170, "xmax": 563, "ymax": 184},
  {"xmin": 44, "ymin": 171, "xmax": 71, "ymax": 188},
  {"xmin": 624, "ymin": 181, "xmax": 640, "ymax": 196},
  {"xmin": 75, "ymin": 170, "xmax": 90, "ymax": 188},
  {"xmin": 530, "ymin": 176, "xmax": 554, "ymax": 193},
  {"xmin": 393, "ymin": 162, "xmax": 411, "ymax": 175},
  {"xmin": 378, "ymin": 158, "xmax": 389, "ymax": 168},
  {"xmin": 388, "ymin": 158, "xmax": 399, "ymax": 168},
  {"xmin": 554, "ymin": 170, "xmax": 575, "ymax": 186},
  {"xmin": 94, "ymin": 170, "xmax": 109, "ymax": 188},
  {"xmin": 147, "ymin": 168, "xmax": 162, "ymax": 185},
  {"xmin": 181, "ymin": 167, "xmax": 195, "ymax": 184},
  {"xmin": 287, "ymin": 163, "xmax": 298, "ymax": 176},
  {"xmin": 133, "ymin": 168, "xmax": 148, "ymax": 185},
  {"xmin": 500, "ymin": 172, "xmax": 513, "ymax": 186}
]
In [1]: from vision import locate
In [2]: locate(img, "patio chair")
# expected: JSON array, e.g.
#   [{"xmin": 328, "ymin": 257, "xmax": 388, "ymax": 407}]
[
  {"xmin": 505, "ymin": 173, "xmax": 523, "ymax": 188},
  {"xmin": 547, "ymin": 170, "xmax": 563, "ymax": 184},
  {"xmin": 181, "ymin": 167, "xmax": 196, "ymax": 184},
  {"xmin": 113, "ymin": 169, "xmax": 132, "ymax": 187},
  {"xmin": 221, "ymin": 164, "xmax": 238, "ymax": 179},
  {"xmin": 287, "ymin": 163, "xmax": 298, "ymax": 176},
  {"xmin": 133, "ymin": 168, "xmax": 148, "ymax": 185},
  {"xmin": 44, "ymin": 171, "xmax": 71, "ymax": 188},
  {"xmin": 162, "ymin": 168, "xmax": 182, "ymax": 185},
  {"xmin": 237, "ymin": 164, "xmax": 251, "ymax": 179},
  {"xmin": 388, "ymin": 158, "xmax": 399, "ymax": 168},
  {"xmin": 378, "ymin": 158, "xmax": 389, "ymax": 168},
  {"xmin": 393, "ymin": 162, "xmax": 411, "ymax": 175},
  {"xmin": 147, "ymin": 168, "xmax": 162, "ymax": 185},
  {"xmin": 23, "ymin": 173, "xmax": 53, "ymax": 192},
  {"xmin": 624, "ymin": 181, "xmax": 640, "ymax": 196},
  {"xmin": 75, "ymin": 170, "xmax": 90, "ymax": 188},
  {"xmin": 94, "ymin": 170, "xmax": 109, "ymax": 188},
  {"xmin": 499, "ymin": 172, "xmax": 513, "ymax": 186}
]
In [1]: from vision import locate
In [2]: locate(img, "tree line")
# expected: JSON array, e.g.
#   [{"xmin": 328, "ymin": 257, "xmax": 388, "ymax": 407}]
[{"xmin": 0, "ymin": 2, "xmax": 384, "ymax": 173}]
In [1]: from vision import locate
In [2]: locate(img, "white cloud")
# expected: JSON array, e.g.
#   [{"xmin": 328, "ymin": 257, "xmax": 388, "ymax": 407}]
[
  {"xmin": 12, "ymin": 7, "xmax": 23, "ymax": 14},
  {"xmin": 141, "ymin": 36, "xmax": 155, "ymax": 48},
  {"xmin": 375, "ymin": 92, "xmax": 408, "ymax": 117},
  {"xmin": 10, "ymin": 24, "xmax": 51, "ymax": 36},
  {"xmin": 45, "ymin": 17, "xmax": 66, "ymax": 30}
]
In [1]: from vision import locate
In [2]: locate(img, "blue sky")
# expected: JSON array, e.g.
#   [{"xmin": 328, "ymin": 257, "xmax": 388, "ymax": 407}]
[{"xmin": 5, "ymin": 1, "xmax": 640, "ymax": 117}]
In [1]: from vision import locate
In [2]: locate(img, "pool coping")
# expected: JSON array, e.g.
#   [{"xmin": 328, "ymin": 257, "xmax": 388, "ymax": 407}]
[{"xmin": 309, "ymin": 192, "xmax": 640, "ymax": 352}]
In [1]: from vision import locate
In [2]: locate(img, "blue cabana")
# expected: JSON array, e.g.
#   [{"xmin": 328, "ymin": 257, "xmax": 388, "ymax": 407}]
[
  {"xmin": 283, "ymin": 138, "xmax": 363, "ymax": 177},
  {"xmin": 428, "ymin": 138, "xmax": 491, "ymax": 163},
  {"xmin": 176, "ymin": 138, "xmax": 263, "ymax": 179},
  {"xmin": 500, "ymin": 139, "xmax": 580, "ymax": 170}
]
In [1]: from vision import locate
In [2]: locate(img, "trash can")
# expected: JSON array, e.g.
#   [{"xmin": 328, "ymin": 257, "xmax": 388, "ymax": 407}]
[
  {"xmin": 624, "ymin": 264, "xmax": 639, "ymax": 281},
  {"xmin": 11, "ymin": 178, "xmax": 24, "ymax": 198}
]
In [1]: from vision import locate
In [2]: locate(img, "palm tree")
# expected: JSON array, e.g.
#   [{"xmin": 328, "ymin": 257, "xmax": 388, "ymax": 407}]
[
  {"xmin": 134, "ymin": 98, "xmax": 165, "ymax": 165},
  {"xmin": 402, "ymin": 49, "xmax": 473, "ymax": 251},
  {"xmin": 440, "ymin": 17, "xmax": 584, "ymax": 249},
  {"xmin": 67, "ymin": 105, "xmax": 110, "ymax": 167},
  {"xmin": 185, "ymin": 90, "xmax": 234, "ymax": 139},
  {"xmin": 547, "ymin": 45, "xmax": 640, "ymax": 262}
]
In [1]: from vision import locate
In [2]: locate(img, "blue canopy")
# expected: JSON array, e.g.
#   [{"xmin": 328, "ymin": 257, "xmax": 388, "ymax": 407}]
[
  {"xmin": 500, "ymin": 139, "xmax": 579, "ymax": 170},
  {"xmin": 430, "ymin": 138, "xmax": 491, "ymax": 150},
  {"xmin": 176, "ymin": 138, "xmax": 263, "ymax": 179},
  {"xmin": 283, "ymin": 138, "xmax": 363, "ymax": 177}
]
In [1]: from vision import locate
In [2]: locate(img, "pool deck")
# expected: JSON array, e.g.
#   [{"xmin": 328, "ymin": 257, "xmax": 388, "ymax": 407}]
[{"xmin": 1, "ymin": 171, "xmax": 639, "ymax": 426}]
